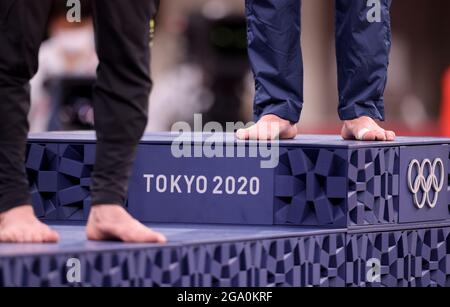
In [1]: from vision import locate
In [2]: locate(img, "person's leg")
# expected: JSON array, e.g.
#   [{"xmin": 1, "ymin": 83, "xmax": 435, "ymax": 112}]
[
  {"xmin": 335, "ymin": 0, "xmax": 395, "ymax": 141},
  {"xmin": 236, "ymin": 0, "xmax": 301, "ymax": 140},
  {"xmin": 0, "ymin": 0, "xmax": 59, "ymax": 243},
  {"xmin": 86, "ymin": 0, "xmax": 165, "ymax": 243}
]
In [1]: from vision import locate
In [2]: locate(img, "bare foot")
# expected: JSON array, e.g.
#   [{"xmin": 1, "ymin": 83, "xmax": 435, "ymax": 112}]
[
  {"xmin": 86, "ymin": 205, "xmax": 167, "ymax": 243},
  {"xmin": 341, "ymin": 116, "xmax": 396, "ymax": 141},
  {"xmin": 236, "ymin": 114, "xmax": 298, "ymax": 140},
  {"xmin": 0, "ymin": 205, "xmax": 59, "ymax": 243}
]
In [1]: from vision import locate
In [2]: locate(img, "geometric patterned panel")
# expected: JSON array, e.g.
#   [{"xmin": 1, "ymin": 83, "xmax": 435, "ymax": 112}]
[
  {"xmin": 347, "ymin": 148, "xmax": 400, "ymax": 226},
  {"xmin": 0, "ymin": 233, "xmax": 345, "ymax": 287},
  {"xmin": 346, "ymin": 230, "xmax": 410, "ymax": 287},
  {"xmin": 26, "ymin": 143, "xmax": 96, "ymax": 221},
  {"xmin": 274, "ymin": 147, "xmax": 348, "ymax": 227},
  {"xmin": 26, "ymin": 143, "xmax": 59, "ymax": 219},
  {"xmin": 410, "ymin": 228, "xmax": 450, "ymax": 287},
  {"xmin": 182, "ymin": 242, "xmax": 253, "ymax": 287},
  {"xmin": 0, "ymin": 256, "xmax": 67, "ymax": 287},
  {"xmin": 274, "ymin": 146, "xmax": 400, "ymax": 227},
  {"xmin": 79, "ymin": 249, "xmax": 184, "ymax": 287},
  {"xmin": 346, "ymin": 227, "xmax": 450, "ymax": 287},
  {"xmin": 57, "ymin": 144, "xmax": 94, "ymax": 220},
  {"xmin": 250, "ymin": 234, "xmax": 346, "ymax": 287}
]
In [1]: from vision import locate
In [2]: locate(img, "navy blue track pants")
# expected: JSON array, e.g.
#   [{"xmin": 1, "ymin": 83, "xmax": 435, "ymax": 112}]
[{"xmin": 246, "ymin": 0, "xmax": 392, "ymax": 123}]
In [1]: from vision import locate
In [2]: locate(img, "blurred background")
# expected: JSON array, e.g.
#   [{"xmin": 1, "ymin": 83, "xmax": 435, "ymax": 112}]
[{"xmin": 29, "ymin": 0, "xmax": 450, "ymax": 137}]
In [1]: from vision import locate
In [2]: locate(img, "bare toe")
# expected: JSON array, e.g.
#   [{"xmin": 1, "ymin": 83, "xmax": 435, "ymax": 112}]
[
  {"xmin": 127, "ymin": 224, "xmax": 167, "ymax": 243},
  {"xmin": 247, "ymin": 124, "xmax": 268, "ymax": 140},
  {"xmin": 0, "ymin": 230, "xmax": 13, "ymax": 243},
  {"xmin": 375, "ymin": 130, "xmax": 387, "ymax": 141},
  {"xmin": 361, "ymin": 130, "xmax": 377, "ymax": 141},
  {"xmin": 385, "ymin": 130, "xmax": 396, "ymax": 141},
  {"xmin": 31, "ymin": 232, "xmax": 44, "ymax": 243},
  {"xmin": 236, "ymin": 129, "xmax": 249, "ymax": 140},
  {"xmin": 43, "ymin": 228, "xmax": 60, "ymax": 243},
  {"xmin": 22, "ymin": 231, "xmax": 35, "ymax": 243}
]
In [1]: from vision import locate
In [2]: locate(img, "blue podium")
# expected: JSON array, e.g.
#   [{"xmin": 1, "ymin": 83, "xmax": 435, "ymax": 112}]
[{"xmin": 1, "ymin": 132, "xmax": 449, "ymax": 287}]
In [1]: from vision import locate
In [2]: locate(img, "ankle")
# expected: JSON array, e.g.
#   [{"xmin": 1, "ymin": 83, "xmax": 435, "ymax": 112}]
[
  {"xmin": 260, "ymin": 114, "xmax": 292, "ymax": 124},
  {"xmin": 0, "ymin": 205, "xmax": 34, "ymax": 222},
  {"xmin": 344, "ymin": 116, "xmax": 373, "ymax": 123},
  {"xmin": 88, "ymin": 204, "xmax": 128, "ymax": 224}
]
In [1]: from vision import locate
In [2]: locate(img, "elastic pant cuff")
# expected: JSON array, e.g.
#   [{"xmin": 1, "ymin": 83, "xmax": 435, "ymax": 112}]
[
  {"xmin": 338, "ymin": 101, "xmax": 385, "ymax": 121},
  {"xmin": 255, "ymin": 103, "xmax": 301, "ymax": 124}
]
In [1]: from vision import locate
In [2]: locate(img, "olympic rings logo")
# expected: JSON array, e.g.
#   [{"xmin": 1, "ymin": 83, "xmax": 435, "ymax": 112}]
[{"xmin": 407, "ymin": 158, "xmax": 445, "ymax": 209}]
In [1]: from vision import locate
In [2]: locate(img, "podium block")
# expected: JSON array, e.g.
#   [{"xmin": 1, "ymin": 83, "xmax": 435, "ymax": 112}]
[
  {"xmin": 3, "ymin": 132, "xmax": 449, "ymax": 287},
  {"xmin": 2, "ymin": 223, "xmax": 450, "ymax": 287},
  {"xmin": 26, "ymin": 132, "xmax": 450, "ymax": 227}
]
